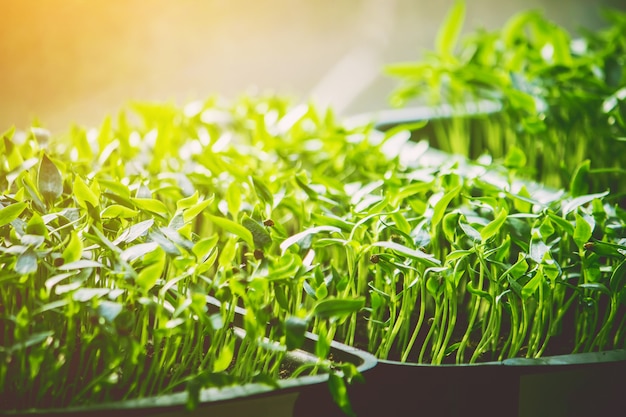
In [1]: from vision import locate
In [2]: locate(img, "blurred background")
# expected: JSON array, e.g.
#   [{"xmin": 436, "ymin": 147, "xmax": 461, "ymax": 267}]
[{"xmin": 2, "ymin": 0, "xmax": 625, "ymax": 132}]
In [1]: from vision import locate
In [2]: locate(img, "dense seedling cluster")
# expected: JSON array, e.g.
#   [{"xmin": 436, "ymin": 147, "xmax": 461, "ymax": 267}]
[
  {"xmin": 1, "ymin": 4, "xmax": 625, "ymax": 414},
  {"xmin": 387, "ymin": 1, "xmax": 626, "ymax": 195},
  {"xmin": 0, "ymin": 97, "xmax": 368, "ymax": 412}
]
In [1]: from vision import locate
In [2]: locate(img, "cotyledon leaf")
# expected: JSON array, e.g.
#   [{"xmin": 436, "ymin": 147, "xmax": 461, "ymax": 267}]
[{"xmin": 242, "ymin": 215, "xmax": 272, "ymax": 248}]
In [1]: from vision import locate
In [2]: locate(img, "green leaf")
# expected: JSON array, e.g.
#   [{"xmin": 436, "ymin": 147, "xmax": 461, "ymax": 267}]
[
  {"xmin": 62, "ymin": 231, "xmax": 83, "ymax": 263},
  {"xmin": 285, "ymin": 316, "xmax": 308, "ymax": 351},
  {"xmin": 312, "ymin": 297, "xmax": 365, "ymax": 320},
  {"xmin": 467, "ymin": 280, "xmax": 491, "ymax": 301},
  {"xmin": 442, "ymin": 211, "xmax": 460, "ymax": 242},
  {"xmin": 21, "ymin": 175, "xmax": 46, "ymax": 213},
  {"xmin": 183, "ymin": 196, "xmax": 214, "ymax": 223},
  {"xmin": 522, "ymin": 268, "xmax": 544, "ymax": 299},
  {"xmin": 3, "ymin": 136, "xmax": 24, "ymax": 171},
  {"xmin": 573, "ymin": 212, "xmax": 593, "ymax": 249},
  {"xmin": 226, "ymin": 182, "xmax": 241, "ymax": 215},
  {"xmin": 480, "ymin": 208, "xmax": 508, "ymax": 242},
  {"xmin": 136, "ymin": 246, "xmax": 166, "ymax": 291},
  {"xmin": 26, "ymin": 212, "xmax": 48, "ymax": 237},
  {"xmin": 328, "ymin": 373, "xmax": 355, "ymax": 417},
  {"xmin": 280, "ymin": 225, "xmax": 341, "ymax": 254},
  {"xmin": 294, "ymin": 171, "xmax": 318, "ymax": 201},
  {"xmin": 506, "ymin": 253, "xmax": 529, "ymax": 279},
  {"xmin": 426, "ymin": 275, "xmax": 443, "ymax": 296},
  {"xmin": 120, "ymin": 242, "xmax": 159, "ymax": 263},
  {"xmin": 96, "ymin": 301, "xmax": 123, "ymax": 322},
  {"xmin": 570, "ymin": 160, "xmax": 590, "ymax": 197},
  {"xmin": 193, "ymin": 234, "xmax": 219, "ymax": 262},
  {"xmin": 610, "ymin": 259, "xmax": 626, "ymax": 292},
  {"xmin": 562, "ymin": 192, "xmax": 609, "ymax": 216},
  {"xmin": 529, "ymin": 235, "xmax": 550, "ymax": 264},
  {"xmin": 101, "ymin": 204, "xmax": 140, "ymax": 219},
  {"xmin": 578, "ymin": 282, "xmax": 611, "ymax": 295},
  {"xmin": 113, "ymin": 219, "xmax": 154, "ymax": 245},
  {"xmin": 315, "ymin": 324, "xmax": 331, "ymax": 358},
  {"xmin": 58, "ymin": 259, "xmax": 104, "ymax": 270},
  {"xmin": 0, "ymin": 201, "xmax": 27, "ymax": 227},
  {"xmin": 131, "ymin": 198, "xmax": 169, "ymax": 217},
  {"xmin": 38, "ymin": 154, "xmax": 63, "ymax": 204},
  {"xmin": 242, "ymin": 215, "xmax": 272, "ymax": 248},
  {"xmin": 73, "ymin": 288, "xmax": 110, "ymax": 302},
  {"xmin": 436, "ymin": 0, "xmax": 465, "ymax": 56},
  {"xmin": 177, "ymin": 191, "xmax": 199, "ymax": 212},
  {"xmin": 74, "ymin": 176, "xmax": 99, "ymax": 208},
  {"xmin": 504, "ymin": 146, "xmax": 527, "ymax": 169},
  {"xmin": 250, "ymin": 176, "xmax": 274, "ymax": 206},
  {"xmin": 208, "ymin": 214, "xmax": 254, "ymax": 247},
  {"xmin": 431, "ymin": 185, "xmax": 462, "ymax": 231},
  {"xmin": 546, "ymin": 210, "xmax": 575, "ymax": 235},
  {"xmin": 371, "ymin": 240, "xmax": 441, "ymax": 267},
  {"xmin": 6, "ymin": 331, "xmax": 54, "ymax": 354},
  {"xmin": 212, "ymin": 338, "xmax": 235, "ymax": 373},
  {"xmin": 459, "ymin": 220, "xmax": 482, "ymax": 243},
  {"xmin": 15, "ymin": 248, "xmax": 38, "ymax": 275},
  {"xmin": 391, "ymin": 212, "xmax": 411, "ymax": 235}
]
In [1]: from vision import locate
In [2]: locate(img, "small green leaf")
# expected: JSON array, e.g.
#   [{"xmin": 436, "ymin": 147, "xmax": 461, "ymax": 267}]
[
  {"xmin": 113, "ymin": 219, "xmax": 154, "ymax": 245},
  {"xmin": 431, "ymin": 185, "xmax": 462, "ymax": 231},
  {"xmin": 131, "ymin": 198, "xmax": 169, "ymax": 217},
  {"xmin": 74, "ymin": 176, "xmax": 99, "ymax": 208},
  {"xmin": 573, "ymin": 212, "xmax": 593, "ymax": 249},
  {"xmin": 7, "ymin": 331, "xmax": 54, "ymax": 354},
  {"xmin": 480, "ymin": 208, "xmax": 508, "ymax": 242},
  {"xmin": 315, "ymin": 324, "xmax": 331, "ymax": 358},
  {"xmin": 250, "ymin": 176, "xmax": 274, "ymax": 206},
  {"xmin": 226, "ymin": 182, "xmax": 242, "ymax": 215},
  {"xmin": 280, "ymin": 225, "xmax": 341, "ymax": 254},
  {"xmin": 57, "ymin": 259, "xmax": 104, "ymax": 270},
  {"xmin": 529, "ymin": 235, "xmax": 550, "ymax": 264},
  {"xmin": 436, "ymin": 0, "xmax": 465, "ymax": 56},
  {"xmin": 313, "ymin": 297, "xmax": 365, "ymax": 320},
  {"xmin": 467, "ymin": 280, "xmax": 491, "ymax": 301},
  {"xmin": 242, "ymin": 215, "xmax": 272, "ymax": 248},
  {"xmin": 101, "ymin": 204, "xmax": 140, "ymax": 219},
  {"xmin": 570, "ymin": 160, "xmax": 591, "ymax": 197},
  {"xmin": 578, "ymin": 283, "xmax": 611, "ymax": 295},
  {"xmin": 176, "ymin": 191, "xmax": 199, "ymax": 211},
  {"xmin": 62, "ymin": 231, "xmax": 83, "ymax": 263},
  {"xmin": 38, "ymin": 154, "xmax": 63, "ymax": 204},
  {"xmin": 193, "ymin": 234, "xmax": 219, "ymax": 262},
  {"xmin": 136, "ymin": 246, "xmax": 166, "ymax": 291},
  {"xmin": 212, "ymin": 338, "xmax": 235, "ymax": 373},
  {"xmin": 183, "ymin": 196, "xmax": 214, "ymax": 223},
  {"xmin": 294, "ymin": 171, "xmax": 318, "ymax": 201},
  {"xmin": 610, "ymin": 259, "xmax": 626, "ymax": 292},
  {"xmin": 371, "ymin": 240, "xmax": 441, "ymax": 267},
  {"xmin": 208, "ymin": 214, "xmax": 254, "ymax": 247},
  {"xmin": 328, "ymin": 373, "xmax": 355, "ymax": 417},
  {"xmin": 504, "ymin": 146, "xmax": 527, "ymax": 169},
  {"xmin": 120, "ymin": 242, "xmax": 160, "ymax": 263},
  {"xmin": 73, "ymin": 288, "xmax": 110, "ymax": 302},
  {"xmin": 285, "ymin": 316, "xmax": 308, "ymax": 351},
  {"xmin": 0, "ymin": 201, "xmax": 27, "ymax": 227},
  {"xmin": 96, "ymin": 301, "xmax": 123, "ymax": 322},
  {"xmin": 546, "ymin": 210, "xmax": 575, "ymax": 235},
  {"xmin": 562, "ymin": 192, "xmax": 609, "ymax": 216},
  {"xmin": 15, "ymin": 248, "xmax": 38, "ymax": 275},
  {"xmin": 426, "ymin": 275, "xmax": 443, "ymax": 296},
  {"xmin": 522, "ymin": 269, "xmax": 544, "ymax": 299}
]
